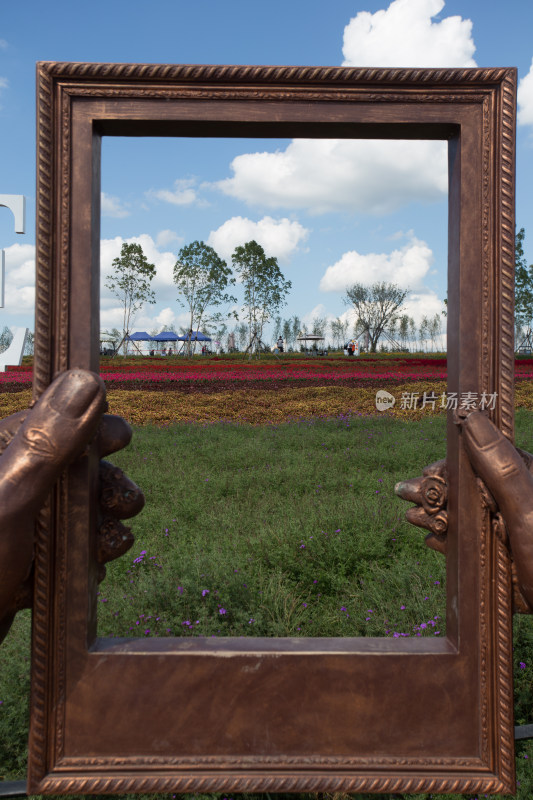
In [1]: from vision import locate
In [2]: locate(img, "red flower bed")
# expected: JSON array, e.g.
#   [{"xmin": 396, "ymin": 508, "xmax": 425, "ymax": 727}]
[{"xmin": 3, "ymin": 355, "xmax": 533, "ymax": 395}]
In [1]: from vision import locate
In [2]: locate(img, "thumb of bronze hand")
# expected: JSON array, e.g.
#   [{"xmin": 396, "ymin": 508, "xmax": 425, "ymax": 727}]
[
  {"xmin": 0, "ymin": 369, "xmax": 136, "ymax": 643},
  {"xmin": 461, "ymin": 412, "xmax": 533, "ymax": 610}
]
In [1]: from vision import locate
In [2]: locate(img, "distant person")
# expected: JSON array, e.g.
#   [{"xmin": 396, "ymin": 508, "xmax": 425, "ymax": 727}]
[
  {"xmin": 149, "ymin": 349, "xmax": 155, "ymax": 357},
  {"xmin": 277, "ymin": 336, "xmax": 284, "ymax": 353},
  {"xmin": 167, "ymin": 347, "xmax": 173, "ymax": 356},
  {"xmin": 347, "ymin": 341, "xmax": 353, "ymax": 357},
  {"xmin": 162, "ymin": 348, "xmax": 167, "ymax": 356}
]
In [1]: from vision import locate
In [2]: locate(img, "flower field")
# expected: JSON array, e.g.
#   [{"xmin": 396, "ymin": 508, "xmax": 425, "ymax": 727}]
[
  {"xmin": 1, "ymin": 354, "xmax": 533, "ymax": 798},
  {"xmin": 2, "ymin": 354, "xmax": 533, "ymax": 424}
]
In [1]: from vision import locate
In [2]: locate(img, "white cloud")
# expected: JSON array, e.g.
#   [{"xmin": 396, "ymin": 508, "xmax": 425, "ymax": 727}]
[
  {"xmin": 319, "ymin": 237, "xmax": 434, "ymax": 292},
  {"xmin": 301, "ymin": 303, "xmax": 329, "ymax": 328},
  {"xmin": 156, "ymin": 229, "xmax": 183, "ymax": 248},
  {"xmin": 342, "ymin": 0, "xmax": 476, "ymax": 68},
  {"xmin": 135, "ymin": 307, "xmax": 192, "ymax": 334},
  {"xmin": 147, "ymin": 178, "xmax": 200, "ymax": 206},
  {"xmin": 207, "ymin": 216, "xmax": 309, "ymax": 262},
  {"xmin": 401, "ymin": 289, "xmax": 446, "ymax": 328},
  {"xmin": 100, "ymin": 305, "xmax": 186, "ymax": 334},
  {"xmin": 215, "ymin": 139, "xmax": 447, "ymax": 216},
  {"xmin": 3, "ymin": 243, "xmax": 36, "ymax": 313},
  {"xmin": 212, "ymin": 0, "xmax": 474, "ymax": 219},
  {"xmin": 101, "ymin": 192, "xmax": 130, "ymax": 218},
  {"xmin": 518, "ymin": 58, "xmax": 533, "ymax": 127}
]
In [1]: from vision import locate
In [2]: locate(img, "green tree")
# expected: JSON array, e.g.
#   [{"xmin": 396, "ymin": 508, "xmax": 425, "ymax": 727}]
[
  {"xmin": 231, "ymin": 240, "xmax": 292, "ymax": 357},
  {"xmin": 282, "ymin": 318, "xmax": 292, "ymax": 349},
  {"xmin": 236, "ymin": 322, "xmax": 248, "ymax": 351},
  {"xmin": 409, "ymin": 316, "xmax": 417, "ymax": 351},
  {"xmin": 0, "ymin": 326, "xmax": 13, "ymax": 354},
  {"xmin": 23, "ymin": 331, "xmax": 34, "ymax": 357},
  {"xmin": 515, "ymin": 227, "xmax": 533, "ymax": 329},
  {"xmin": 419, "ymin": 315, "xmax": 429, "ymax": 352},
  {"xmin": 339, "ymin": 317, "xmax": 350, "ymax": 347},
  {"xmin": 330, "ymin": 317, "xmax": 342, "ymax": 350},
  {"xmin": 290, "ymin": 315, "xmax": 301, "ymax": 352},
  {"xmin": 428, "ymin": 313, "xmax": 442, "ymax": 352},
  {"xmin": 311, "ymin": 316, "xmax": 327, "ymax": 336},
  {"xmin": 342, "ymin": 282, "xmax": 409, "ymax": 353},
  {"xmin": 105, "ymin": 242, "xmax": 156, "ymax": 353},
  {"xmin": 174, "ymin": 240, "xmax": 237, "ymax": 356},
  {"xmin": 398, "ymin": 314, "xmax": 410, "ymax": 351}
]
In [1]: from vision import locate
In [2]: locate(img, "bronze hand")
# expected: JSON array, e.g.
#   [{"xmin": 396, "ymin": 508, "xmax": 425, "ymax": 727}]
[
  {"xmin": 0, "ymin": 369, "xmax": 144, "ymax": 642},
  {"xmin": 396, "ymin": 410, "xmax": 533, "ymax": 613}
]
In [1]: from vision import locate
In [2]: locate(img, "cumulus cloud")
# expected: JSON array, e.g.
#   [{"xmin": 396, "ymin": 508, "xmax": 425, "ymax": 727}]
[
  {"xmin": 156, "ymin": 229, "xmax": 183, "ymax": 248},
  {"xmin": 342, "ymin": 0, "xmax": 476, "ymax": 68},
  {"xmin": 100, "ymin": 303, "xmax": 189, "ymax": 334},
  {"xmin": 3, "ymin": 243, "xmax": 36, "ymax": 313},
  {"xmin": 212, "ymin": 0, "xmax": 477, "ymax": 217},
  {"xmin": 319, "ymin": 237, "xmax": 434, "ymax": 292},
  {"xmin": 518, "ymin": 58, "xmax": 533, "ymax": 127},
  {"xmin": 215, "ymin": 139, "xmax": 447, "ymax": 216},
  {"xmin": 146, "ymin": 178, "xmax": 201, "ymax": 207},
  {"xmin": 101, "ymin": 192, "xmax": 130, "ymax": 218},
  {"xmin": 401, "ymin": 289, "xmax": 446, "ymax": 328},
  {"xmin": 207, "ymin": 216, "xmax": 309, "ymax": 262}
]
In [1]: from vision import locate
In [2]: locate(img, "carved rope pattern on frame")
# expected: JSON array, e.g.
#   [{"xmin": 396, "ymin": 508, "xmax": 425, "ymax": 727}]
[
  {"xmin": 40, "ymin": 61, "xmax": 513, "ymax": 86},
  {"xmin": 498, "ymin": 70, "xmax": 517, "ymax": 442},
  {"xmin": 36, "ymin": 773, "xmax": 507, "ymax": 796},
  {"xmin": 34, "ymin": 66, "xmax": 53, "ymax": 399}
]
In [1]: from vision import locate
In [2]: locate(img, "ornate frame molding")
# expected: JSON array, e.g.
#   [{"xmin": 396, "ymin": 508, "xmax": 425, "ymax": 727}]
[{"xmin": 30, "ymin": 62, "xmax": 516, "ymax": 795}]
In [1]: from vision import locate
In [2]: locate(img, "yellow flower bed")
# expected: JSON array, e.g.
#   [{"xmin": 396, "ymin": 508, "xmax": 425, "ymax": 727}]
[
  {"xmin": 105, "ymin": 382, "xmax": 451, "ymax": 426},
  {"xmin": 1, "ymin": 381, "xmax": 532, "ymax": 426},
  {"xmin": 0, "ymin": 389, "xmax": 32, "ymax": 419}
]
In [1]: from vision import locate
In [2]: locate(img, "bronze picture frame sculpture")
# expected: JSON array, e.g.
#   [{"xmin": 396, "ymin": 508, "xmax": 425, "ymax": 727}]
[{"xmin": 29, "ymin": 62, "xmax": 517, "ymax": 795}]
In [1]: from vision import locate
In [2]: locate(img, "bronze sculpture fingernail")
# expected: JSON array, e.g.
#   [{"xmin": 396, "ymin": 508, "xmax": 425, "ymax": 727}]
[{"xmin": 48, "ymin": 371, "xmax": 101, "ymax": 418}]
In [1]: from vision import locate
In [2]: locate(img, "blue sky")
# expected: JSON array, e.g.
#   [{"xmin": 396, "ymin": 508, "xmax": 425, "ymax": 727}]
[{"xmin": 1, "ymin": 0, "xmax": 533, "ymax": 343}]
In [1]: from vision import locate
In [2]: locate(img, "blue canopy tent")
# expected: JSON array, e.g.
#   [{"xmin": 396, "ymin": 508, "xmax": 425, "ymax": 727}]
[
  {"xmin": 177, "ymin": 330, "xmax": 213, "ymax": 354},
  {"xmin": 149, "ymin": 331, "xmax": 180, "ymax": 355},
  {"xmin": 124, "ymin": 331, "xmax": 154, "ymax": 355},
  {"xmin": 177, "ymin": 331, "xmax": 211, "ymax": 341}
]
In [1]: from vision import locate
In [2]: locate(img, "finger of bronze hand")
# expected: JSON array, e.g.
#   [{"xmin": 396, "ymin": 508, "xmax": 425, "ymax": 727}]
[
  {"xmin": 97, "ymin": 414, "xmax": 133, "ymax": 458},
  {"xmin": 395, "ymin": 465, "xmax": 447, "ymax": 516},
  {"xmin": 99, "ymin": 460, "xmax": 144, "ymax": 518},
  {"xmin": 96, "ymin": 460, "xmax": 144, "ymax": 578},
  {"xmin": 405, "ymin": 505, "xmax": 448, "ymax": 536},
  {"xmin": 97, "ymin": 518, "xmax": 135, "ymax": 565},
  {"xmin": 460, "ymin": 412, "xmax": 533, "ymax": 611},
  {"xmin": 396, "ymin": 459, "xmax": 448, "ymax": 553}
]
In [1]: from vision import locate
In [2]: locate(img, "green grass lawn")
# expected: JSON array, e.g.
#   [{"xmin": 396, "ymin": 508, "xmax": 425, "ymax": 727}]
[
  {"xmin": 1, "ymin": 410, "xmax": 532, "ymax": 800},
  {"xmin": 99, "ymin": 412, "xmax": 447, "ymax": 640}
]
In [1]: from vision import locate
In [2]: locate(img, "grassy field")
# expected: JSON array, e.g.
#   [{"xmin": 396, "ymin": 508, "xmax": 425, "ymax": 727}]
[
  {"xmin": 99, "ymin": 412, "xmax": 447, "ymax": 640},
  {"xmin": 0, "ymin": 408, "xmax": 532, "ymax": 800}
]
